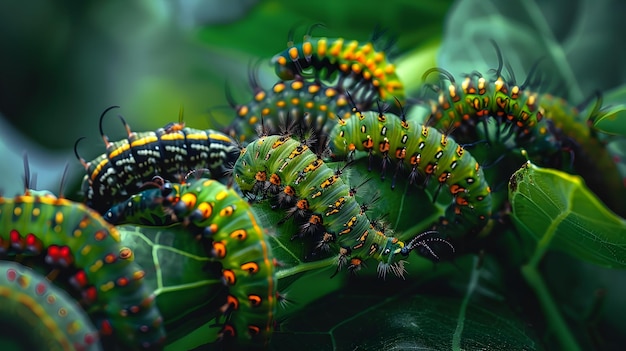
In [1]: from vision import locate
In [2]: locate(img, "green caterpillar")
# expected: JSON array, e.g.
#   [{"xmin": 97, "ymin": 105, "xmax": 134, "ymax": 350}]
[
  {"xmin": 103, "ymin": 177, "xmax": 175, "ymax": 227},
  {"xmin": 272, "ymin": 29, "xmax": 405, "ymax": 106},
  {"xmin": 328, "ymin": 108, "xmax": 493, "ymax": 236},
  {"xmin": 0, "ymin": 189, "xmax": 166, "ymax": 350},
  {"xmin": 225, "ymin": 78, "xmax": 353, "ymax": 145},
  {"xmin": 0, "ymin": 260, "xmax": 103, "ymax": 351},
  {"xmin": 234, "ymin": 135, "xmax": 453, "ymax": 278},
  {"xmin": 161, "ymin": 178, "xmax": 277, "ymax": 348}
]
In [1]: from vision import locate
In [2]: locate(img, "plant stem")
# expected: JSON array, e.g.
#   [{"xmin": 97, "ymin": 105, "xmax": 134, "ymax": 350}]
[{"xmin": 521, "ymin": 263, "xmax": 581, "ymax": 351}]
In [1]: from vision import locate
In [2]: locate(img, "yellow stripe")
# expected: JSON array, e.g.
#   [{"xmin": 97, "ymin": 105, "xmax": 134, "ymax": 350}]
[
  {"xmin": 185, "ymin": 133, "xmax": 208, "ymax": 141},
  {"xmin": 130, "ymin": 135, "xmax": 158, "ymax": 147},
  {"xmin": 207, "ymin": 133, "xmax": 233, "ymax": 143},
  {"xmin": 160, "ymin": 133, "xmax": 185, "ymax": 141},
  {"xmin": 108, "ymin": 143, "xmax": 130, "ymax": 159},
  {"xmin": 90, "ymin": 158, "xmax": 109, "ymax": 181}
]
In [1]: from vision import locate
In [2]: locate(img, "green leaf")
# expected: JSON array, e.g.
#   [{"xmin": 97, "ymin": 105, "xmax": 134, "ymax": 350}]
[
  {"xmin": 271, "ymin": 255, "xmax": 542, "ymax": 351},
  {"xmin": 592, "ymin": 84, "xmax": 626, "ymax": 136},
  {"xmin": 117, "ymin": 225, "xmax": 225, "ymax": 345},
  {"xmin": 508, "ymin": 161, "xmax": 626, "ymax": 268}
]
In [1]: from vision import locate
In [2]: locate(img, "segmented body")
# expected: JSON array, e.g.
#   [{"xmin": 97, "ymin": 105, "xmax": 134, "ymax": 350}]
[
  {"xmin": 104, "ymin": 186, "xmax": 175, "ymax": 227},
  {"xmin": 272, "ymin": 36, "xmax": 404, "ymax": 106},
  {"xmin": 329, "ymin": 110, "xmax": 492, "ymax": 236},
  {"xmin": 79, "ymin": 119, "xmax": 238, "ymax": 214},
  {"xmin": 234, "ymin": 135, "xmax": 450, "ymax": 278},
  {"xmin": 0, "ymin": 260, "xmax": 103, "ymax": 351},
  {"xmin": 425, "ymin": 70, "xmax": 544, "ymax": 143},
  {"xmin": 0, "ymin": 191, "xmax": 166, "ymax": 350},
  {"xmin": 533, "ymin": 94, "xmax": 626, "ymax": 215},
  {"xmin": 424, "ymin": 70, "xmax": 626, "ymax": 214},
  {"xmin": 225, "ymin": 78, "xmax": 353, "ymax": 145},
  {"xmin": 158, "ymin": 178, "xmax": 277, "ymax": 348}
]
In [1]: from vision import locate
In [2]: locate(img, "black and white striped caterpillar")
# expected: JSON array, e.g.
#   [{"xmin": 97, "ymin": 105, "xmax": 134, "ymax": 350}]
[{"xmin": 76, "ymin": 106, "xmax": 239, "ymax": 214}]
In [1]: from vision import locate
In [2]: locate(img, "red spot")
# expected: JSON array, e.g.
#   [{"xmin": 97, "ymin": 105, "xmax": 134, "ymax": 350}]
[
  {"xmin": 116, "ymin": 277, "xmax": 129, "ymax": 287},
  {"xmin": 25, "ymin": 234, "xmax": 41, "ymax": 253},
  {"xmin": 10, "ymin": 230, "xmax": 23, "ymax": 250},
  {"xmin": 6, "ymin": 269, "xmax": 17, "ymax": 281},
  {"xmin": 9, "ymin": 229, "xmax": 20, "ymax": 242},
  {"xmin": 46, "ymin": 245, "xmax": 60, "ymax": 264},
  {"xmin": 99, "ymin": 320, "xmax": 114, "ymax": 335},
  {"xmin": 83, "ymin": 286, "xmax": 98, "ymax": 304},
  {"xmin": 60, "ymin": 246, "xmax": 73, "ymax": 266},
  {"xmin": 35, "ymin": 282, "xmax": 47, "ymax": 296},
  {"xmin": 70, "ymin": 270, "xmax": 89, "ymax": 288},
  {"xmin": 84, "ymin": 333, "xmax": 97, "ymax": 345},
  {"xmin": 248, "ymin": 325, "xmax": 261, "ymax": 335},
  {"xmin": 141, "ymin": 294, "xmax": 156, "ymax": 307}
]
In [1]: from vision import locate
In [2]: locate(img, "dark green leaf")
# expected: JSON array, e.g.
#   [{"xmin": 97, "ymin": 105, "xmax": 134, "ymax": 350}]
[{"xmin": 272, "ymin": 255, "xmax": 542, "ymax": 351}]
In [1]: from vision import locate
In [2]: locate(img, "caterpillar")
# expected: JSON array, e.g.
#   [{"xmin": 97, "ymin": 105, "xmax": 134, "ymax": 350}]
[
  {"xmin": 76, "ymin": 106, "xmax": 239, "ymax": 214},
  {"xmin": 328, "ymin": 107, "xmax": 493, "ymax": 237},
  {"xmin": 529, "ymin": 94, "xmax": 626, "ymax": 215},
  {"xmin": 0, "ymin": 188, "xmax": 166, "ymax": 350},
  {"xmin": 225, "ymin": 76, "xmax": 353, "ymax": 145},
  {"xmin": 0, "ymin": 260, "xmax": 102, "ymax": 351},
  {"xmin": 421, "ymin": 40, "xmax": 546, "ymax": 144},
  {"xmin": 105, "ymin": 175, "xmax": 277, "ymax": 348},
  {"xmin": 421, "ymin": 43, "xmax": 605, "ymax": 155},
  {"xmin": 421, "ymin": 50, "xmax": 626, "ymax": 214},
  {"xmin": 271, "ymin": 27, "xmax": 405, "ymax": 107},
  {"xmin": 103, "ymin": 177, "xmax": 176, "ymax": 227},
  {"xmin": 233, "ymin": 134, "xmax": 453, "ymax": 278},
  {"xmin": 154, "ymin": 177, "xmax": 278, "ymax": 349}
]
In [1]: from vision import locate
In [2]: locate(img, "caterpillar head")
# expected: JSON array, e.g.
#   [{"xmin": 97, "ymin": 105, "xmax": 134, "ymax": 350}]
[{"xmin": 376, "ymin": 236, "xmax": 408, "ymax": 279}]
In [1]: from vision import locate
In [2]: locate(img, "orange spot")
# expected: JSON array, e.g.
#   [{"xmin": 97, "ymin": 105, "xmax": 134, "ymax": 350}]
[
  {"xmin": 223, "ymin": 269, "xmax": 236, "ymax": 285},
  {"xmin": 197, "ymin": 202, "xmax": 213, "ymax": 219},
  {"xmin": 230, "ymin": 229, "xmax": 247, "ymax": 240},
  {"xmin": 94, "ymin": 230, "xmax": 107, "ymax": 241},
  {"xmin": 248, "ymin": 294, "xmax": 262, "ymax": 307},
  {"xmin": 213, "ymin": 241, "xmax": 226, "ymax": 258},
  {"xmin": 241, "ymin": 262, "xmax": 259, "ymax": 274},
  {"xmin": 180, "ymin": 193, "xmax": 197, "ymax": 210},
  {"xmin": 248, "ymin": 325, "xmax": 261, "ymax": 335},
  {"xmin": 119, "ymin": 247, "xmax": 133, "ymax": 260}
]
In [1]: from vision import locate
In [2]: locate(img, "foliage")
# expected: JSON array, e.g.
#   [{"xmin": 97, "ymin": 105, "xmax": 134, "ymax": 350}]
[{"xmin": 1, "ymin": 0, "xmax": 626, "ymax": 350}]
